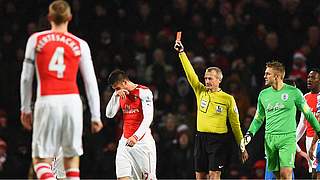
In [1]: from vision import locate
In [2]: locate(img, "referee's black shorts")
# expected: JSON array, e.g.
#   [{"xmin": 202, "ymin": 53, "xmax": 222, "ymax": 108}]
[{"xmin": 194, "ymin": 131, "xmax": 230, "ymax": 172}]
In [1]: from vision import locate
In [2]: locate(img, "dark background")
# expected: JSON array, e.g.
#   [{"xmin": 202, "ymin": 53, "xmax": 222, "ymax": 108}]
[{"xmin": 0, "ymin": 0, "xmax": 318, "ymax": 178}]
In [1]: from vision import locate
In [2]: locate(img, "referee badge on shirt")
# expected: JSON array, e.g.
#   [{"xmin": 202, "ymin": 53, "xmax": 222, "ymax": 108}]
[{"xmin": 200, "ymin": 94, "xmax": 210, "ymax": 113}]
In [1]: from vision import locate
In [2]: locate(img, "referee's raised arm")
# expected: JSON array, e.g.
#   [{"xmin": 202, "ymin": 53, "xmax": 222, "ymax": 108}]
[
  {"xmin": 174, "ymin": 40, "xmax": 203, "ymax": 93},
  {"xmin": 174, "ymin": 33, "xmax": 249, "ymax": 180}
]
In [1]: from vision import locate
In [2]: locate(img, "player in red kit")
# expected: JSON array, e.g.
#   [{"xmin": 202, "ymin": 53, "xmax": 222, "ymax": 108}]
[
  {"xmin": 296, "ymin": 69, "xmax": 320, "ymax": 178},
  {"xmin": 106, "ymin": 69, "xmax": 157, "ymax": 180},
  {"xmin": 20, "ymin": 1, "xmax": 103, "ymax": 179}
]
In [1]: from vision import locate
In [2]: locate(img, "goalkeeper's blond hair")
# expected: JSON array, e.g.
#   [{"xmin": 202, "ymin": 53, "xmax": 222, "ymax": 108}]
[{"xmin": 266, "ymin": 61, "xmax": 285, "ymax": 80}]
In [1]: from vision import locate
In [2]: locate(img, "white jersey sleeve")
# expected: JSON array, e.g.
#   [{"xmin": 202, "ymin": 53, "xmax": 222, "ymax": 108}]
[
  {"xmin": 296, "ymin": 144, "xmax": 301, "ymax": 152},
  {"xmin": 79, "ymin": 40, "xmax": 101, "ymax": 121},
  {"xmin": 134, "ymin": 88, "xmax": 154, "ymax": 139},
  {"xmin": 105, "ymin": 92, "xmax": 120, "ymax": 118},
  {"xmin": 20, "ymin": 34, "xmax": 37, "ymax": 113}
]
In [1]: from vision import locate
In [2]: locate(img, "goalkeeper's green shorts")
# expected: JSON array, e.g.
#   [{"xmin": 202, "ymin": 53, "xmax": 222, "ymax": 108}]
[{"xmin": 265, "ymin": 133, "xmax": 296, "ymax": 172}]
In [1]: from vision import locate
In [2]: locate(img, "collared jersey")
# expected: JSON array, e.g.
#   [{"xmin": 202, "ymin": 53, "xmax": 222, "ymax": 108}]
[
  {"xmin": 178, "ymin": 52, "xmax": 243, "ymax": 144},
  {"xmin": 304, "ymin": 93, "xmax": 319, "ymax": 137},
  {"xmin": 248, "ymin": 84, "xmax": 320, "ymax": 136},
  {"xmin": 106, "ymin": 85, "xmax": 154, "ymax": 140}
]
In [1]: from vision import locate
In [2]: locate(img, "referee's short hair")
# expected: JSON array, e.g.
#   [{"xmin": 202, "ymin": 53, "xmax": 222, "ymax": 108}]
[
  {"xmin": 206, "ymin": 67, "xmax": 223, "ymax": 81},
  {"xmin": 108, "ymin": 69, "xmax": 129, "ymax": 86}
]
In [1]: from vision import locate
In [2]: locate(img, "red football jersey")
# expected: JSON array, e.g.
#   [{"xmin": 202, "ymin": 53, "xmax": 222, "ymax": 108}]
[
  {"xmin": 120, "ymin": 85, "xmax": 149, "ymax": 138},
  {"xmin": 35, "ymin": 31, "xmax": 81, "ymax": 95},
  {"xmin": 304, "ymin": 93, "xmax": 318, "ymax": 137}
]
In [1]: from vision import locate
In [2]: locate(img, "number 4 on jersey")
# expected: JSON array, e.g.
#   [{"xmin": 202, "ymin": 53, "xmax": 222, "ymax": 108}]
[{"xmin": 49, "ymin": 47, "xmax": 66, "ymax": 78}]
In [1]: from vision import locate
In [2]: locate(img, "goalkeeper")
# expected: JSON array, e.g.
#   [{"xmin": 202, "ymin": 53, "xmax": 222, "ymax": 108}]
[
  {"xmin": 241, "ymin": 61, "xmax": 320, "ymax": 179},
  {"xmin": 174, "ymin": 40, "xmax": 248, "ymax": 180}
]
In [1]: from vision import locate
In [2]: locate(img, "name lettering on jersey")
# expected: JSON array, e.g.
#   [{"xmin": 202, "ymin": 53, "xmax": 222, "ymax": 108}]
[
  {"xmin": 266, "ymin": 103, "xmax": 285, "ymax": 112},
  {"xmin": 36, "ymin": 34, "xmax": 81, "ymax": 56},
  {"xmin": 123, "ymin": 104, "xmax": 140, "ymax": 114}
]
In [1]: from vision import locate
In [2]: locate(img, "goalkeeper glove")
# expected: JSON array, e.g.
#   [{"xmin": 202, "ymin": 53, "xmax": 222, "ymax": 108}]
[
  {"xmin": 174, "ymin": 41, "xmax": 184, "ymax": 53},
  {"xmin": 240, "ymin": 132, "xmax": 253, "ymax": 152}
]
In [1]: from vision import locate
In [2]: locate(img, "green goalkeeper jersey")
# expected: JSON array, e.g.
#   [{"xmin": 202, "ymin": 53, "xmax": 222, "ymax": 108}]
[{"xmin": 248, "ymin": 84, "xmax": 320, "ymax": 136}]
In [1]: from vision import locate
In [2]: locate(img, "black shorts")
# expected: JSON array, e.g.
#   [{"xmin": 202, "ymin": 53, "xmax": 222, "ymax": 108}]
[{"xmin": 194, "ymin": 132, "xmax": 229, "ymax": 172}]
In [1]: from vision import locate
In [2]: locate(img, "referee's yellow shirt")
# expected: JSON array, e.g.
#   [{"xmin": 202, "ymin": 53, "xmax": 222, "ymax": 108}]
[{"xmin": 178, "ymin": 52, "xmax": 243, "ymax": 144}]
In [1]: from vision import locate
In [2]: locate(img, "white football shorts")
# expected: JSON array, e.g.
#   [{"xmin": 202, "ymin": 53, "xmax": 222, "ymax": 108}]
[
  {"xmin": 116, "ymin": 131, "xmax": 157, "ymax": 180},
  {"xmin": 32, "ymin": 94, "xmax": 83, "ymax": 158}
]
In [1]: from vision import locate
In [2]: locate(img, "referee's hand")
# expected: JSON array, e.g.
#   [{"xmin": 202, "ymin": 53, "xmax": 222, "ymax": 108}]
[
  {"xmin": 174, "ymin": 41, "xmax": 184, "ymax": 53},
  {"xmin": 241, "ymin": 149, "xmax": 249, "ymax": 163}
]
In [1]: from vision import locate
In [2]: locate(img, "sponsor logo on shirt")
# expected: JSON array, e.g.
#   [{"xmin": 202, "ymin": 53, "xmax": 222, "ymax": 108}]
[
  {"xmin": 123, "ymin": 104, "xmax": 139, "ymax": 114},
  {"xmin": 266, "ymin": 103, "xmax": 285, "ymax": 112}
]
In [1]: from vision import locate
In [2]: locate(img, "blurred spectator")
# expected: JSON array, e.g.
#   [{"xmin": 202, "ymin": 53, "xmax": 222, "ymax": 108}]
[
  {"xmin": 0, "ymin": 110, "xmax": 10, "ymax": 143},
  {"xmin": 289, "ymin": 51, "xmax": 307, "ymax": 83},
  {"xmin": 252, "ymin": 159, "xmax": 266, "ymax": 179},
  {"xmin": 145, "ymin": 48, "xmax": 173, "ymax": 85},
  {"xmin": 170, "ymin": 127, "xmax": 194, "ymax": 179},
  {"xmin": 157, "ymin": 113, "xmax": 177, "ymax": 178},
  {"xmin": 0, "ymin": 138, "xmax": 8, "ymax": 177}
]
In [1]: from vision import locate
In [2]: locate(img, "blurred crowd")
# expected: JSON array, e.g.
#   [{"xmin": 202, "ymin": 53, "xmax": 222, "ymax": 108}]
[{"xmin": 0, "ymin": 0, "xmax": 319, "ymax": 178}]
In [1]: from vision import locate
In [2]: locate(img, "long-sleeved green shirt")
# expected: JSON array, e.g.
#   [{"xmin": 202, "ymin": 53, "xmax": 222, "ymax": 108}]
[{"xmin": 248, "ymin": 84, "xmax": 320, "ymax": 136}]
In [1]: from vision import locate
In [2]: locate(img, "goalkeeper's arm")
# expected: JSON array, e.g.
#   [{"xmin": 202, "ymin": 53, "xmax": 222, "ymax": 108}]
[{"xmin": 240, "ymin": 93, "xmax": 266, "ymax": 152}]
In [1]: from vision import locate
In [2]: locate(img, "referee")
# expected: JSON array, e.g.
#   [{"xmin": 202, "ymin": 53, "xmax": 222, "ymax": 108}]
[{"xmin": 174, "ymin": 40, "xmax": 248, "ymax": 179}]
